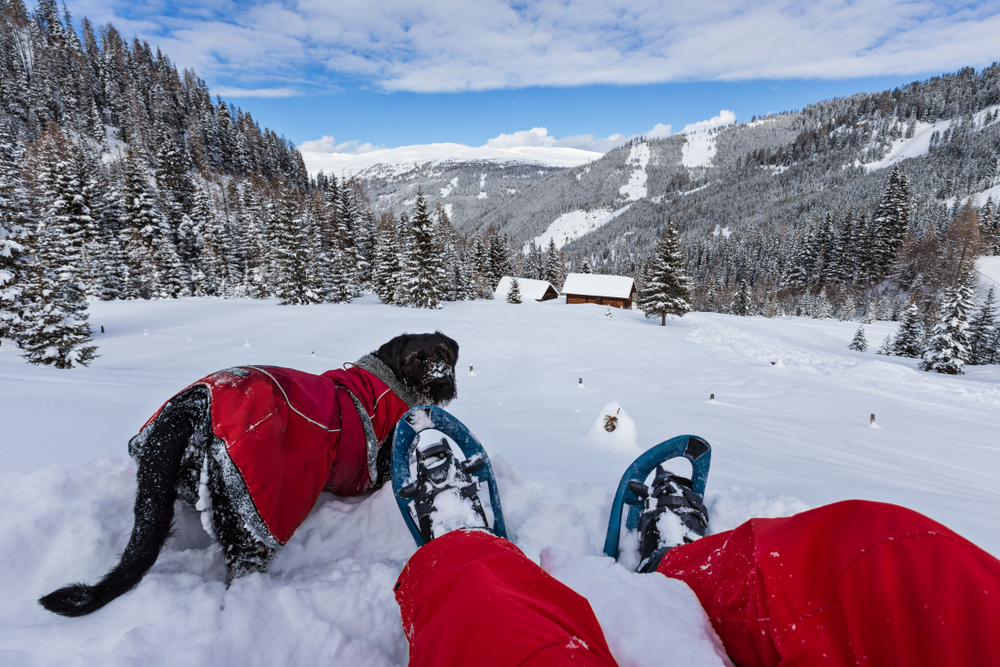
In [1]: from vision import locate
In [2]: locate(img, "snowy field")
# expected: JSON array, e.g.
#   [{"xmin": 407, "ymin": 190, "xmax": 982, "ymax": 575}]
[{"xmin": 2, "ymin": 296, "xmax": 1000, "ymax": 666}]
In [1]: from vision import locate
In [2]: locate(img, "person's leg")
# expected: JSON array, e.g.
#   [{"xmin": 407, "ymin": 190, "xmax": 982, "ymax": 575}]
[
  {"xmin": 394, "ymin": 529, "xmax": 619, "ymax": 667},
  {"xmin": 656, "ymin": 500, "xmax": 1000, "ymax": 667}
]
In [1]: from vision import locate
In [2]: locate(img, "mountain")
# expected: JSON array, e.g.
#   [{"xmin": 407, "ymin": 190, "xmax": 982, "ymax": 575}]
[{"xmin": 350, "ymin": 65, "xmax": 1000, "ymax": 318}]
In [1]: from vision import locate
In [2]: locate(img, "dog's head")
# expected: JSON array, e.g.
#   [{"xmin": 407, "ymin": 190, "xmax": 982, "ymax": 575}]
[{"xmin": 375, "ymin": 332, "xmax": 459, "ymax": 406}]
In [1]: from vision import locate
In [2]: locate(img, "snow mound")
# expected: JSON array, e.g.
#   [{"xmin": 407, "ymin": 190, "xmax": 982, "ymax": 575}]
[{"xmin": 585, "ymin": 401, "xmax": 639, "ymax": 452}]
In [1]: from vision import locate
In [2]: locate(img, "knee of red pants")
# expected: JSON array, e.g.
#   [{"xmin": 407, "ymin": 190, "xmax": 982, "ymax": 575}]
[
  {"xmin": 395, "ymin": 529, "xmax": 618, "ymax": 667},
  {"xmin": 657, "ymin": 500, "xmax": 1000, "ymax": 667}
]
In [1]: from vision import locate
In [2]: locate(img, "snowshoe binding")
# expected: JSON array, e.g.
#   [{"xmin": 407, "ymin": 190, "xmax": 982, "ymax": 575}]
[
  {"xmin": 630, "ymin": 466, "xmax": 709, "ymax": 573},
  {"xmin": 392, "ymin": 406, "xmax": 507, "ymax": 547},
  {"xmin": 603, "ymin": 434, "xmax": 712, "ymax": 570},
  {"xmin": 398, "ymin": 438, "xmax": 488, "ymax": 543}
]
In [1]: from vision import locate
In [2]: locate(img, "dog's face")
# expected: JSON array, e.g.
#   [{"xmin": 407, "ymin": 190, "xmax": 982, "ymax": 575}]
[{"xmin": 375, "ymin": 332, "xmax": 459, "ymax": 406}]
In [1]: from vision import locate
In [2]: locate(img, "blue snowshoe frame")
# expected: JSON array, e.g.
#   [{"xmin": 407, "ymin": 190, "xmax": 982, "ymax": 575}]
[
  {"xmin": 603, "ymin": 435, "xmax": 712, "ymax": 559},
  {"xmin": 392, "ymin": 406, "xmax": 507, "ymax": 547}
]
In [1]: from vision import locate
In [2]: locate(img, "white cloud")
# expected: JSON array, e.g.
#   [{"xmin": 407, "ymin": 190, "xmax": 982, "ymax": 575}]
[
  {"xmin": 483, "ymin": 121, "xmax": 676, "ymax": 153},
  {"xmin": 681, "ymin": 110, "xmax": 736, "ymax": 134},
  {"xmin": 297, "ymin": 135, "xmax": 383, "ymax": 154},
  {"xmin": 211, "ymin": 86, "xmax": 302, "ymax": 98},
  {"xmin": 66, "ymin": 0, "xmax": 1000, "ymax": 95}
]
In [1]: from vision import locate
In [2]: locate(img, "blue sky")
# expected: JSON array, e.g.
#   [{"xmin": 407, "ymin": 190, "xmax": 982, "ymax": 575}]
[{"xmin": 66, "ymin": 0, "xmax": 1000, "ymax": 153}]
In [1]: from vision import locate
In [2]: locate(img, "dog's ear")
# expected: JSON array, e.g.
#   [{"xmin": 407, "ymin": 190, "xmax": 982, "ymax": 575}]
[
  {"xmin": 376, "ymin": 334, "xmax": 411, "ymax": 379},
  {"xmin": 436, "ymin": 331, "xmax": 459, "ymax": 362}
]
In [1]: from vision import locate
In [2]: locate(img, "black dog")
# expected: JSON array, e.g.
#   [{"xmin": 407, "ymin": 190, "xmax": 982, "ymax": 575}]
[{"xmin": 40, "ymin": 332, "xmax": 458, "ymax": 617}]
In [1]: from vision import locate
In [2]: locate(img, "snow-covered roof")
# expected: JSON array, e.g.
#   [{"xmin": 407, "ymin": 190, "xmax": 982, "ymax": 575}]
[
  {"xmin": 494, "ymin": 276, "xmax": 559, "ymax": 301},
  {"xmin": 562, "ymin": 273, "xmax": 636, "ymax": 299}
]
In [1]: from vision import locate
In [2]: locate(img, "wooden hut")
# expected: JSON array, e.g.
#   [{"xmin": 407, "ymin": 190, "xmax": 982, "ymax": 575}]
[
  {"xmin": 494, "ymin": 276, "xmax": 559, "ymax": 301},
  {"xmin": 562, "ymin": 273, "xmax": 637, "ymax": 309}
]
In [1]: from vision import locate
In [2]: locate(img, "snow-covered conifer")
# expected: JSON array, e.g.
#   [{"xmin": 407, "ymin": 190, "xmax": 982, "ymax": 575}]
[
  {"xmin": 398, "ymin": 190, "xmax": 446, "ymax": 309},
  {"xmin": 892, "ymin": 304, "xmax": 925, "ymax": 357},
  {"xmin": 506, "ymin": 277, "xmax": 522, "ymax": 304},
  {"xmin": 639, "ymin": 223, "xmax": 692, "ymax": 325},
  {"xmin": 731, "ymin": 279, "xmax": 753, "ymax": 316},
  {"xmin": 371, "ymin": 220, "xmax": 401, "ymax": 305},
  {"xmin": 848, "ymin": 325, "xmax": 868, "ymax": 352},
  {"xmin": 921, "ymin": 280, "xmax": 975, "ymax": 374},
  {"xmin": 968, "ymin": 286, "xmax": 998, "ymax": 365}
]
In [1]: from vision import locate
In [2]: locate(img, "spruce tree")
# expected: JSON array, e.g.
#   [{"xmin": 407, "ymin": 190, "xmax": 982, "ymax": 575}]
[
  {"xmin": 506, "ymin": 277, "xmax": 522, "ymax": 304},
  {"xmin": 399, "ymin": 191, "xmax": 446, "ymax": 309},
  {"xmin": 968, "ymin": 286, "xmax": 998, "ymax": 365},
  {"xmin": 0, "ymin": 127, "xmax": 28, "ymax": 342},
  {"xmin": 118, "ymin": 154, "xmax": 161, "ymax": 299},
  {"xmin": 892, "ymin": 304, "xmax": 925, "ymax": 357},
  {"xmin": 848, "ymin": 325, "xmax": 868, "ymax": 352},
  {"xmin": 371, "ymin": 219, "xmax": 401, "ymax": 305},
  {"xmin": 732, "ymin": 279, "xmax": 753, "ymax": 316},
  {"xmin": 921, "ymin": 280, "xmax": 975, "ymax": 374},
  {"xmin": 15, "ymin": 212, "xmax": 97, "ymax": 368},
  {"xmin": 639, "ymin": 223, "xmax": 692, "ymax": 325},
  {"xmin": 271, "ymin": 188, "xmax": 322, "ymax": 305}
]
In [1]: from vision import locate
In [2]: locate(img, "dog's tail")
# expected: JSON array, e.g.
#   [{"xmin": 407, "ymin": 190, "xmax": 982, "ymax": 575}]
[{"xmin": 39, "ymin": 409, "xmax": 193, "ymax": 617}]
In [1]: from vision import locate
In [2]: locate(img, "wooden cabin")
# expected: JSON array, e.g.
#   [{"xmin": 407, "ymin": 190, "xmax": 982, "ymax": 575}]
[
  {"xmin": 562, "ymin": 273, "xmax": 637, "ymax": 309},
  {"xmin": 494, "ymin": 276, "xmax": 560, "ymax": 301}
]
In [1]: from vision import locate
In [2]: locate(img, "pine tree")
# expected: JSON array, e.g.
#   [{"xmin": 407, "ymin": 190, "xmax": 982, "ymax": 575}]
[
  {"xmin": 398, "ymin": 190, "xmax": 446, "ymax": 309},
  {"xmin": 506, "ymin": 277, "xmax": 522, "ymax": 304},
  {"xmin": 543, "ymin": 238, "xmax": 563, "ymax": 288},
  {"xmin": 968, "ymin": 286, "xmax": 998, "ymax": 365},
  {"xmin": 732, "ymin": 279, "xmax": 753, "ymax": 316},
  {"xmin": 877, "ymin": 333, "xmax": 895, "ymax": 355},
  {"xmin": 118, "ymin": 154, "xmax": 162, "ymax": 299},
  {"xmin": 15, "ymin": 212, "xmax": 97, "ymax": 368},
  {"xmin": 639, "ymin": 223, "xmax": 692, "ymax": 325},
  {"xmin": 371, "ymin": 219, "xmax": 401, "ymax": 305},
  {"xmin": 848, "ymin": 325, "xmax": 868, "ymax": 352},
  {"xmin": 0, "ymin": 127, "xmax": 29, "ymax": 342},
  {"xmin": 892, "ymin": 303, "xmax": 925, "ymax": 357},
  {"xmin": 870, "ymin": 166, "xmax": 912, "ymax": 276},
  {"xmin": 271, "ymin": 188, "xmax": 322, "ymax": 305},
  {"xmin": 921, "ymin": 280, "xmax": 975, "ymax": 374}
]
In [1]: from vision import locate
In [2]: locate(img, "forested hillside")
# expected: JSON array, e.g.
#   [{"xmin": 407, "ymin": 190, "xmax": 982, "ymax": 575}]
[{"xmin": 361, "ymin": 66, "xmax": 1000, "ymax": 327}]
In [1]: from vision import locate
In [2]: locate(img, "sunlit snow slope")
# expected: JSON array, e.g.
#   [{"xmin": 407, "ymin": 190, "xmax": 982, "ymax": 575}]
[{"xmin": 2, "ymin": 296, "xmax": 999, "ymax": 666}]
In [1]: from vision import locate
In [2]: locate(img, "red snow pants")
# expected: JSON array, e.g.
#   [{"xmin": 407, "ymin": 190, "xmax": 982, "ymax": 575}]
[{"xmin": 394, "ymin": 501, "xmax": 1000, "ymax": 667}]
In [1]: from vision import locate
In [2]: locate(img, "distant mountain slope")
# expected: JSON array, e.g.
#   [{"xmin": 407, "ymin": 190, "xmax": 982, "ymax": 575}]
[{"xmin": 351, "ymin": 66, "xmax": 1000, "ymax": 290}]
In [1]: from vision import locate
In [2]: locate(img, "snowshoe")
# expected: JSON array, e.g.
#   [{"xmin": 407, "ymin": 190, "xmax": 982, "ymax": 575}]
[
  {"xmin": 392, "ymin": 406, "xmax": 507, "ymax": 547},
  {"xmin": 603, "ymin": 435, "xmax": 712, "ymax": 565},
  {"xmin": 398, "ymin": 438, "xmax": 488, "ymax": 543},
  {"xmin": 630, "ymin": 466, "xmax": 709, "ymax": 572}
]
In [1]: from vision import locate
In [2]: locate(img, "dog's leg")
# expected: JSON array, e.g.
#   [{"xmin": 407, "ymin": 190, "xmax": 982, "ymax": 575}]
[
  {"xmin": 39, "ymin": 391, "xmax": 204, "ymax": 617},
  {"xmin": 206, "ymin": 457, "xmax": 275, "ymax": 583}
]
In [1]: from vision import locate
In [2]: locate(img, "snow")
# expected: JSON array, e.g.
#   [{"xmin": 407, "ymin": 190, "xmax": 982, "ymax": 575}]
[
  {"xmin": 865, "ymin": 106, "xmax": 999, "ymax": 172},
  {"xmin": 619, "ymin": 143, "xmax": 650, "ymax": 201},
  {"xmin": 681, "ymin": 132, "xmax": 717, "ymax": 169},
  {"xmin": 584, "ymin": 400, "xmax": 639, "ymax": 454},
  {"xmin": 533, "ymin": 205, "xmax": 632, "ymax": 251},
  {"xmin": 863, "ymin": 119, "xmax": 951, "ymax": 171},
  {"xmin": 299, "ymin": 143, "xmax": 602, "ymax": 178},
  {"xmin": 494, "ymin": 276, "xmax": 556, "ymax": 301},
  {"xmin": 712, "ymin": 225, "xmax": 732, "ymax": 238},
  {"xmin": 439, "ymin": 177, "xmax": 458, "ymax": 197},
  {"xmin": 3, "ymin": 296, "xmax": 1000, "ymax": 665},
  {"xmin": 562, "ymin": 273, "xmax": 636, "ymax": 299}
]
